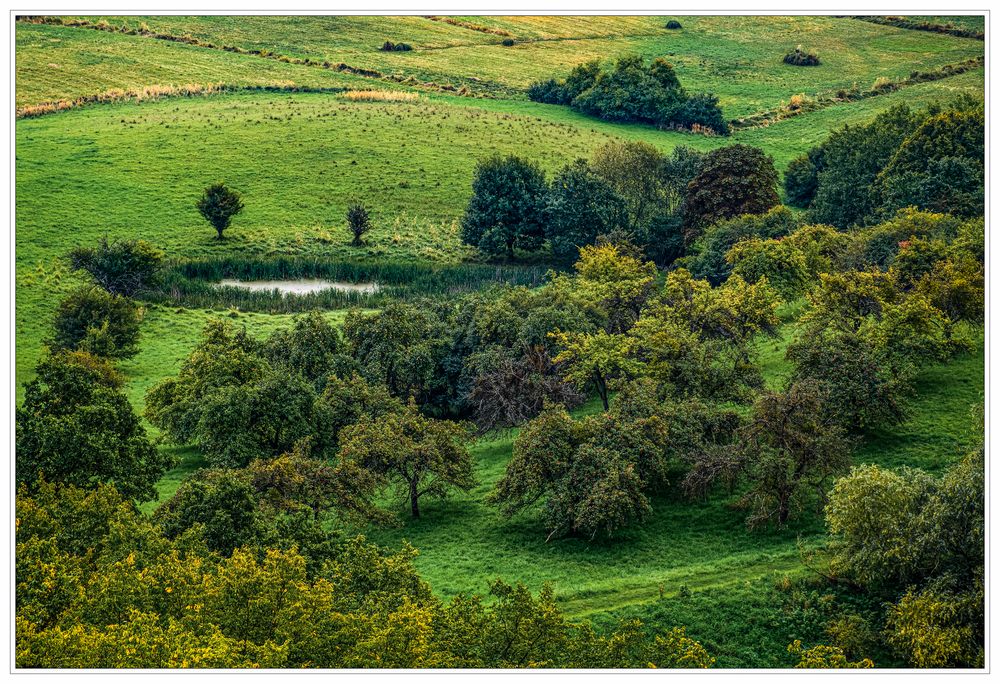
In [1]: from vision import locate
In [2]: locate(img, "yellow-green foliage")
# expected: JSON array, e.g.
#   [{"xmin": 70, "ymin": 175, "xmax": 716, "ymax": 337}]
[
  {"xmin": 15, "ymin": 481, "xmax": 714, "ymax": 669},
  {"xmin": 787, "ymin": 640, "xmax": 874, "ymax": 668}
]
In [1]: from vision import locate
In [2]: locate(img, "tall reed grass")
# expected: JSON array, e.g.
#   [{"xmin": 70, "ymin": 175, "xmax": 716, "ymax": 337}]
[{"xmin": 145, "ymin": 258, "xmax": 551, "ymax": 312}]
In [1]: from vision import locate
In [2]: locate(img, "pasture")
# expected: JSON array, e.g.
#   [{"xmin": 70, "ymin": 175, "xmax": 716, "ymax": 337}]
[{"xmin": 14, "ymin": 14, "xmax": 985, "ymax": 668}]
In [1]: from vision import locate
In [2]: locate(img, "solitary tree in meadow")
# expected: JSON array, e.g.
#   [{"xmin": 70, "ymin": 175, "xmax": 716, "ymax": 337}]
[
  {"xmin": 346, "ymin": 202, "xmax": 373, "ymax": 246},
  {"xmin": 197, "ymin": 182, "xmax": 244, "ymax": 240}
]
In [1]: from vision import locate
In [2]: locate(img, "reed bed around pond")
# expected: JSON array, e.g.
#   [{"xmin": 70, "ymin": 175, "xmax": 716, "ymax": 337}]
[{"xmin": 144, "ymin": 257, "xmax": 552, "ymax": 312}]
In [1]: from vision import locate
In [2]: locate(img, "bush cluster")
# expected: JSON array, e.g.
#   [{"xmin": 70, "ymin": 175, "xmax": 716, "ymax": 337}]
[
  {"xmin": 783, "ymin": 46, "xmax": 820, "ymax": 66},
  {"xmin": 380, "ymin": 40, "xmax": 413, "ymax": 51},
  {"xmin": 527, "ymin": 55, "xmax": 729, "ymax": 135},
  {"xmin": 665, "ymin": 19, "xmax": 683, "ymax": 29}
]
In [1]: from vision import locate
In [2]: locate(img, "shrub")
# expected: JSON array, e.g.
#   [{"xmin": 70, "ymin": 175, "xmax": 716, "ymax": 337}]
[
  {"xmin": 380, "ymin": 41, "xmax": 412, "ymax": 51},
  {"xmin": 684, "ymin": 206, "xmax": 798, "ymax": 285},
  {"xmin": 572, "ymin": 56, "xmax": 687, "ymax": 126},
  {"xmin": 346, "ymin": 202, "xmax": 373, "ymax": 246},
  {"xmin": 527, "ymin": 55, "xmax": 727, "ymax": 135},
  {"xmin": 501, "ymin": 38, "xmax": 515, "ymax": 46},
  {"xmin": 726, "ymin": 237, "xmax": 810, "ymax": 300},
  {"xmin": 67, "ymin": 237, "xmax": 163, "ymax": 297},
  {"xmin": 51, "ymin": 286, "xmax": 142, "ymax": 359},
  {"xmin": 675, "ymin": 92, "xmax": 729, "ymax": 135},
  {"xmin": 665, "ymin": 20, "xmax": 682, "ymax": 29},
  {"xmin": 783, "ymin": 46, "xmax": 820, "ymax": 66}
]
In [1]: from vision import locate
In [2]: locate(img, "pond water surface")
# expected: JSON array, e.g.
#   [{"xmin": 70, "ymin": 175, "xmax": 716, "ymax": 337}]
[{"xmin": 217, "ymin": 278, "xmax": 380, "ymax": 295}]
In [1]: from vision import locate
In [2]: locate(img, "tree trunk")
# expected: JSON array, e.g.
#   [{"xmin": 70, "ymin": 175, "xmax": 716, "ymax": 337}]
[
  {"xmin": 778, "ymin": 496, "xmax": 790, "ymax": 526},
  {"xmin": 594, "ymin": 369, "xmax": 609, "ymax": 411},
  {"xmin": 216, "ymin": 226, "xmax": 225, "ymax": 240},
  {"xmin": 409, "ymin": 478, "xmax": 420, "ymax": 519}
]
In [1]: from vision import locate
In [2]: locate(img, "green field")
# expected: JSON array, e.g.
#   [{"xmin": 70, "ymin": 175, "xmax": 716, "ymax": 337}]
[{"xmin": 14, "ymin": 14, "xmax": 985, "ymax": 668}]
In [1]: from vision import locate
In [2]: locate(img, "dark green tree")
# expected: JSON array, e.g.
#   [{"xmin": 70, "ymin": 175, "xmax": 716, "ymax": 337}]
[
  {"xmin": 197, "ymin": 182, "xmax": 244, "ymax": 240},
  {"xmin": 346, "ymin": 202, "xmax": 373, "ymax": 246},
  {"xmin": 50, "ymin": 286, "xmax": 142, "ymax": 359},
  {"xmin": 682, "ymin": 144, "xmax": 780, "ymax": 241},
  {"xmin": 460, "ymin": 155, "xmax": 547, "ymax": 259},
  {"xmin": 544, "ymin": 159, "xmax": 627, "ymax": 265},
  {"xmin": 16, "ymin": 351, "xmax": 172, "ymax": 502}
]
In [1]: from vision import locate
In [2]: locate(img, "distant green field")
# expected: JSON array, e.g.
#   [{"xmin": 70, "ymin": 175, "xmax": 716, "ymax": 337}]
[{"xmin": 23, "ymin": 15, "xmax": 983, "ymax": 118}]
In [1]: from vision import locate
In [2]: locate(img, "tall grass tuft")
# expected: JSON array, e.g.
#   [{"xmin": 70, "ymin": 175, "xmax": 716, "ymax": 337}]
[{"xmin": 342, "ymin": 90, "xmax": 421, "ymax": 102}]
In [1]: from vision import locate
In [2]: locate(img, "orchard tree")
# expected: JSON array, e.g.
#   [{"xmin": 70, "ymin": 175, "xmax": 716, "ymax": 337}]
[
  {"xmin": 197, "ymin": 182, "xmax": 244, "ymax": 240},
  {"xmin": 550, "ymin": 329, "xmax": 641, "ymax": 411},
  {"xmin": 460, "ymin": 155, "xmax": 547, "ymax": 259},
  {"xmin": 314, "ymin": 372, "xmax": 402, "ymax": 450},
  {"xmin": 573, "ymin": 242, "xmax": 657, "ymax": 333},
  {"xmin": 342, "ymin": 301, "xmax": 451, "ymax": 406},
  {"xmin": 338, "ymin": 402, "xmax": 475, "ymax": 519},
  {"xmin": 487, "ymin": 404, "xmax": 583, "ymax": 517},
  {"xmin": 736, "ymin": 380, "xmax": 851, "ymax": 528},
  {"xmin": 67, "ymin": 236, "xmax": 163, "ymax": 297},
  {"xmin": 787, "ymin": 330, "xmax": 908, "ymax": 432},
  {"xmin": 682, "ymin": 144, "xmax": 780, "ymax": 241},
  {"xmin": 50, "ymin": 286, "xmax": 142, "ymax": 359},
  {"xmin": 16, "ymin": 351, "xmax": 173, "ymax": 502}
]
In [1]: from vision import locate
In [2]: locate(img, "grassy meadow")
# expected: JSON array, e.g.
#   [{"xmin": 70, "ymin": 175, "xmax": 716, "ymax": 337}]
[{"xmin": 14, "ymin": 14, "xmax": 985, "ymax": 667}]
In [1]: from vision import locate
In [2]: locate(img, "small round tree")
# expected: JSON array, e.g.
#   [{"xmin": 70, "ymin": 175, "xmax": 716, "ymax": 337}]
[
  {"xmin": 197, "ymin": 182, "xmax": 244, "ymax": 240},
  {"xmin": 51, "ymin": 286, "xmax": 142, "ymax": 359},
  {"xmin": 346, "ymin": 203, "xmax": 373, "ymax": 246},
  {"xmin": 460, "ymin": 155, "xmax": 547, "ymax": 259},
  {"xmin": 682, "ymin": 144, "xmax": 780, "ymax": 242}
]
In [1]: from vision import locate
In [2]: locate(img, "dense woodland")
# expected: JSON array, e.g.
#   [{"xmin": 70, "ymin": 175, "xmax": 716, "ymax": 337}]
[{"xmin": 14, "ymin": 14, "xmax": 986, "ymax": 670}]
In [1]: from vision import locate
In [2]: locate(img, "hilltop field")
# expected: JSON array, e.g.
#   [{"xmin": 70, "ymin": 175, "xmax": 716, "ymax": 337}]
[{"xmin": 15, "ymin": 15, "xmax": 985, "ymax": 668}]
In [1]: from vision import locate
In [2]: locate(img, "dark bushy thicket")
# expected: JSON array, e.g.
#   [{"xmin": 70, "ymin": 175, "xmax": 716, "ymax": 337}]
[
  {"xmin": 528, "ymin": 55, "xmax": 729, "ymax": 135},
  {"xmin": 665, "ymin": 20, "xmax": 682, "ymax": 29},
  {"xmin": 380, "ymin": 41, "xmax": 412, "ymax": 51},
  {"xmin": 783, "ymin": 46, "xmax": 820, "ymax": 66},
  {"xmin": 788, "ymin": 97, "xmax": 984, "ymax": 228},
  {"xmin": 501, "ymin": 38, "xmax": 515, "ymax": 46}
]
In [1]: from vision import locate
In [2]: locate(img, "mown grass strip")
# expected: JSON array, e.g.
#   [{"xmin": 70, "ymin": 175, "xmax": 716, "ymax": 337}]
[{"xmin": 731, "ymin": 55, "xmax": 984, "ymax": 130}]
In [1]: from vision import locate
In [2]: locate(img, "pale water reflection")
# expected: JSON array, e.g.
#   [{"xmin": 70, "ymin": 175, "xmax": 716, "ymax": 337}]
[{"xmin": 217, "ymin": 278, "xmax": 380, "ymax": 295}]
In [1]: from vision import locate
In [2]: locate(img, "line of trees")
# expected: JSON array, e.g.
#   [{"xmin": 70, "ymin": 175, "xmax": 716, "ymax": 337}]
[{"xmin": 460, "ymin": 141, "xmax": 780, "ymax": 263}]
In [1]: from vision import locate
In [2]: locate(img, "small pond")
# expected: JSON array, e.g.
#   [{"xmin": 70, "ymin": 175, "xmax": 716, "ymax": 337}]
[{"xmin": 217, "ymin": 278, "xmax": 380, "ymax": 296}]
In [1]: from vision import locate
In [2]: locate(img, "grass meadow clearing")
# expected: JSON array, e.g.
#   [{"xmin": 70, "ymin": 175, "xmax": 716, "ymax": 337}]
[{"xmin": 14, "ymin": 14, "xmax": 986, "ymax": 668}]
